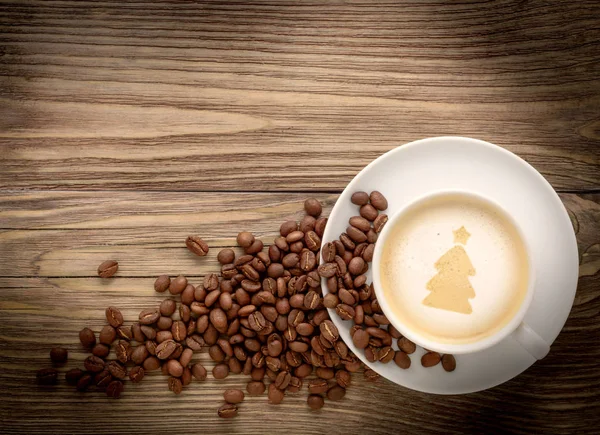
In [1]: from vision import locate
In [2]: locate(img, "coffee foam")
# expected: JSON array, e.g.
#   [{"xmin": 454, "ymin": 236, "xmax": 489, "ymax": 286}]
[{"xmin": 379, "ymin": 193, "xmax": 529, "ymax": 344}]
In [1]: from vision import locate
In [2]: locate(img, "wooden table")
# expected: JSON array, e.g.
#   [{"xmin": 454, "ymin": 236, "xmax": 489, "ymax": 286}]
[{"xmin": 1, "ymin": 1, "xmax": 599, "ymax": 434}]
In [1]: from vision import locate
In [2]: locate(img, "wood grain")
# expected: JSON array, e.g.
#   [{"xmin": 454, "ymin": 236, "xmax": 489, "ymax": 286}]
[
  {"xmin": 1, "ymin": 1, "xmax": 600, "ymax": 434},
  {"xmin": 1, "ymin": 0, "xmax": 599, "ymax": 191}
]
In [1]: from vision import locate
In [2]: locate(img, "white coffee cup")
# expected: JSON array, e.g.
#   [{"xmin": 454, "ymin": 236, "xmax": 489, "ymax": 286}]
[{"xmin": 372, "ymin": 189, "xmax": 550, "ymax": 359}]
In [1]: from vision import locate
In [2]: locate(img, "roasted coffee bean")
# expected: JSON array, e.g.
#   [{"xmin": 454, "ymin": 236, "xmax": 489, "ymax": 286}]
[
  {"xmin": 105, "ymin": 306, "xmax": 124, "ymax": 328},
  {"xmin": 203, "ymin": 273, "xmax": 219, "ymax": 292},
  {"xmin": 228, "ymin": 357, "xmax": 242, "ymax": 374},
  {"xmin": 84, "ymin": 355, "xmax": 105, "ymax": 373},
  {"xmin": 348, "ymin": 257, "xmax": 365, "ymax": 276},
  {"xmin": 75, "ymin": 373, "xmax": 93, "ymax": 391},
  {"xmin": 171, "ymin": 342, "xmax": 184, "ymax": 360},
  {"xmin": 192, "ymin": 363, "xmax": 207, "ymax": 381},
  {"xmin": 364, "ymin": 347, "xmax": 377, "ymax": 362},
  {"xmin": 336, "ymin": 304, "xmax": 355, "ymax": 321},
  {"xmin": 247, "ymin": 380, "xmax": 266, "ymax": 395},
  {"xmin": 167, "ymin": 359, "xmax": 184, "ymax": 377},
  {"xmin": 394, "ymin": 351, "xmax": 411, "ymax": 369},
  {"xmin": 248, "ymin": 311, "xmax": 266, "ymax": 332},
  {"xmin": 218, "ymin": 403, "xmax": 238, "ymax": 418},
  {"xmin": 305, "ymin": 231, "xmax": 321, "ymax": 251},
  {"xmin": 146, "ymin": 340, "xmax": 158, "ymax": 355},
  {"xmin": 279, "ymin": 221, "xmax": 297, "ymax": 237},
  {"xmin": 378, "ymin": 346, "xmax": 395, "ymax": 363},
  {"xmin": 186, "ymin": 235, "xmax": 209, "ymax": 256},
  {"xmin": 335, "ymin": 369, "xmax": 351, "ymax": 388},
  {"xmin": 139, "ymin": 308, "xmax": 160, "ymax": 325},
  {"xmin": 308, "ymin": 379, "xmax": 329, "ymax": 394},
  {"xmin": 307, "ymin": 394, "xmax": 325, "ymax": 410},
  {"xmin": 218, "ymin": 248, "xmax": 235, "ymax": 265},
  {"xmin": 97, "ymin": 260, "xmax": 118, "ymax": 278},
  {"xmin": 349, "ymin": 216, "xmax": 371, "ymax": 232},
  {"xmin": 315, "ymin": 367, "xmax": 334, "ymax": 380},
  {"xmin": 289, "ymin": 341, "xmax": 309, "ymax": 353},
  {"xmin": 113, "ymin": 341, "xmax": 129, "ymax": 363},
  {"xmin": 286, "ymin": 230, "xmax": 305, "ymax": 244},
  {"xmin": 300, "ymin": 249, "xmax": 317, "ymax": 271},
  {"xmin": 303, "ymin": 291, "xmax": 320, "ymax": 310},
  {"xmin": 317, "ymin": 262, "xmax": 337, "ymax": 278},
  {"xmin": 169, "ymin": 275, "xmax": 188, "ymax": 295},
  {"xmin": 36, "ymin": 368, "xmax": 58, "ymax": 385},
  {"xmin": 282, "ymin": 253, "xmax": 300, "ymax": 269},
  {"xmin": 141, "ymin": 325, "xmax": 157, "ymax": 340},
  {"xmin": 338, "ymin": 288, "xmax": 355, "ymax": 306},
  {"xmin": 203, "ymin": 290, "xmax": 219, "ymax": 308},
  {"xmin": 353, "ymin": 305, "xmax": 365, "ymax": 324},
  {"xmin": 157, "ymin": 316, "xmax": 173, "ymax": 331},
  {"xmin": 131, "ymin": 323, "xmax": 145, "ymax": 342},
  {"xmin": 442, "ymin": 354, "xmax": 456, "ymax": 372},
  {"xmin": 245, "ymin": 238, "xmax": 264, "ymax": 254},
  {"xmin": 107, "ymin": 361, "xmax": 127, "ymax": 380},
  {"xmin": 168, "ymin": 377, "xmax": 183, "ymax": 395},
  {"xmin": 315, "ymin": 217, "xmax": 327, "ymax": 237},
  {"xmin": 156, "ymin": 340, "xmax": 177, "ymax": 360},
  {"xmin": 169, "ymin": 320, "xmax": 185, "ymax": 342},
  {"xmin": 352, "ymin": 329, "xmax": 369, "ymax": 349},
  {"xmin": 327, "ymin": 385, "xmax": 346, "ymax": 401},
  {"xmin": 299, "ymin": 215, "xmax": 316, "ymax": 233},
  {"xmin": 421, "ymin": 352, "xmax": 441, "ymax": 367},
  {"xmin": 181, "ymin": 367, "xmax": 193, "ymax": 386},
  {"xmin": 323, "ymin": 293, "xmax": 339, "ymax": 309},
  {"xmin": 181, "ymin": 284, "xmax": 195, "ymax": 305},
  {"xmin": 49, "ymin": 347, "xmax": 68, "ymax": 364},
  {"xmin": 88, "ymin": 343, "xmax": 107, "ymax": 359},
  {"xmin": 304, "ymin": 198, "xmax": 322, "ymax": 217},
  {"xmin": 240, "ymin": 264, "xmax": 260, "ymax": 282},
  {"xmin": 186, "ymin": 334, "xmax": 205, "ymax": 351},
  {"xmin": 116, "ymin": 325, "xmax": 132, "ymax": 341},
  {"xmin": 221, "ymin": 263, "xmax": 237, "ymax": 279},
  {"xmin": 98, "ymin": 325, "xmax": 116, "ymax": 345},
  {"xmin": 221, "ymin": 279, "xmax": 233, "ymax": 293},
  {"xmin": 223, "ymin": 389, "xmax": 245, "ymax": 404},
  {"xmin": 131, "ymin": 345, "xmax": 149, "ymax": 365},
  {"xmin": 362, "ymin": 243, "xmax": 375, "ymax": 262},
  {"xmin": 397, "ymin": 337, "xmax": 416, "ymax": 354},
  {"xmin": 350, "ymin": 191, "xmax": 369, "ymax": 205},
  {"xmin": 312, "ymin": 310, "xmax": 329, "ymax": 326},
  {"xmin": 346, "ymin": 226, "xmax": 367, "ymax": 243},
  {"xmin": 360, "ymin": 204, "xmax": 378, "ymax": 221},
  {"xmin": 268, "ymin": 383, "xmax": 285, "ymax": 404},
  {"xmin": 208, "ymin": 308, "xmax": 227, "ymax": 334},
  {"xmin": 373, "ymin": 213, "xmax": 388, "ymax": 233},
  {"xmin": 369, "ymin": 191, "xmax": 388, "ymax": 210},
  {"xmin": 237, "ymin": 231, "xmax": 255, "ymax": 248},
  {"xmin": 129, "ymin": 366, "xmax": 145, "ymax": 383},
  {"xmin": 79, "ymin": 327, "xmax": 96, "ymax": 348},
  {"xmin": 268, "ymin": 263, "xmax": 285, "ymax": 279},
  {"xmin": 154, "ymin": 275, "xmax": 171, "ymax": 293},
  {"xmin": 213, "ymin": 363, "xmax": 230, "ymax": 379},
  {"xmin": 61, "ymin": 368, "xmax": 83, "ymax": 387},
  {"xmin": 190, "ymin": 302, "xmax": 208, "ymax": 316},
  {"xmin": 95, "ymin": 370, "xmax": 112, "ymax": 390},
  {"xmin": 234, "ymin": 254, "xmax": 254, "ymax": 268},
  {"xmin": 296, "ymin": 323, "xmax": 315, "ymax": 337}
]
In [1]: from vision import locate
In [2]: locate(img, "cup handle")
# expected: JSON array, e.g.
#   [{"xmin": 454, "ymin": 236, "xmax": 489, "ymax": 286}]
[{"xmin": 512, "ymin": 322, "xmax": 550, "ymax": 360}]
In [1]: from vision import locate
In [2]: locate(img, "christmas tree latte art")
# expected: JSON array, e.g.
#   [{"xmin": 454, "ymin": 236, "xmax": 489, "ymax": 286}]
[{"xmin": 422, "ymin": 226, "xmax": 476, "ymax": 314}]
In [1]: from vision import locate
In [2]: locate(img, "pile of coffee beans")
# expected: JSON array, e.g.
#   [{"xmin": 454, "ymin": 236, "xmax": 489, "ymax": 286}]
[
  {"xmin": 321, "ymin": 191, "xmax": 456, "ymax": 371},
  {"xmin": 36, "ymin": 193, "xmax": 455, "ymax": 417}
]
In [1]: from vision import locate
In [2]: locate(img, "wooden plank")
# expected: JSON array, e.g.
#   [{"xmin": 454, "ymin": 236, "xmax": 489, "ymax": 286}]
[
  {"xmin": 1, "ymin": 1, "xmax": 599, "ymax": 191},
  {"xmin": 1, "ymin": 191, "xmax": 599, "ymax": 278}
]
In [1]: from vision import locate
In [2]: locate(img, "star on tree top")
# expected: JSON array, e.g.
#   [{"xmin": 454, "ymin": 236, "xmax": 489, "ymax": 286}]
[{"xmin": 453, "ymin": 226, "xmax": 471, "ymax": 245}]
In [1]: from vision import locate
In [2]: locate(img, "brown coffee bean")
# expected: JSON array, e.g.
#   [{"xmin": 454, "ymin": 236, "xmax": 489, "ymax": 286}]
[
  {"xmin": 237, "ymin": 231, "xmax": 255, "ymax": 248},
  {"xmin": 304, "ymin": 198, "xmax": 322, "ymax": 217},
  {"xmin": 245, "ymin": 238, "xmax": 264, "ymax": 254},
  {"xmin": 78, "ymin": 327, "xmax": 96, "ymax": 348},
  {"xmin": 63, "ymin": 368, "xmax": 83, "ymax": 386},
  {"xmin": 397, "ymin": 337, "xmax": 416, "ymax": 354},
  {"xmin": 267, "ymin": 383, "xmax": 284, "ymax": 404},
  {"xmin": 156, "ymin": 339, "xmax": 177, "ymax": 360},
  {"xmin": 97, "ymin": 260, "xmax": 118, "ymax": 278},
  {"xmin": 377, "ymin": 346, "xmax": 394, "ymax": 363},
  {"xmin": 317, "ymin": 262, "xmax": 337, "ymax": 278},
  {"xmin": 247, "ymin": 380, "xmax": 266, "ymax": 395},
  {"xmin": 74, "ymin": 373, "xmax": 92, "ymax": 391},
  {"xmin": 335, "ymin": 369, "xmax": 351, "ymax": 388},
  {"xmin": 107, "ymin": 361, "xmax": 127, "ymax": 380},
  {"xmin": 346, "ymin": 226, "xmax": 367, "ymax": 244},
  {"xmin": 207, "ymin": 308, "xmax": 227, "ymax": 334},
  {"xmin": 115, "ymin": 325, "xmax": 132, "ymax": 341},
  {"xmin": 49, "ymin": 347, "xmax": 68, "ymax": 365},
  {"xmin": 352, "ymin": 328, "xmax": 369, "ymax": 349},
  {"xmin": 305, "ymin": 231, "xmax": 321, "ymax": 251},
  {"xmin": 186, "ymin": 235, "xmax": 209, "ymax": 256},
  {"xmin": 87, "ymin": 342, "xmax": 106, "ymax": 358},
  {"xmin": 369, "ymin": 190, "xmax": 388, "ymax": 210},
  {"xmin": 166, "ymin": 359, "xmax": 184, "ymax": 377},
  {"xmin": 287, "ymin": 376, "xmax": 302, "ymax": 393},
  {"xmin": 94, "ymin": 370, "xmax": 112, "ymax": 390},
  {"xmin": 36, "ymin": 368, "xmax": 58, "ymax": 385},
  {"xmin": 300, "ymin": 249, "xmax": 317, "ymax": 271},
  {"xmin": 128, "ymin": 366, "xmax": 145, "ymax": 383},
  {"xmin": 223, "ymin": 389, "xmax": 245, "ymax": 404},
  {"xmin": 97, "ymin": 325, "xmax": 115, "ymax": 346},
  {"xmin": 299, "ymin": 215, "xmax": 316, "ymax": 233},
  {"xmin": 315, "ymin": 367, "xmax": 334, "ymax": 380},
  {"xmin": 337, "ymin": 288, "xmax": 354, "ymax": 306},
  {"xmin": 339, "ymin": 233, "xmax": 356, "ymax": 251},
  {"xmin": 315, "ymin": 217, "xmax": 327, "ymax": 237},
  {"xmin": 217, "ymin": 248, "xmax": 235, "ymax": 265},
  {"xmin": 240, "ymin": 263, "xmax": 259, "ymax": 282},
  {"xmin": 362, "ymin": 243, "xmax": 375, "ymax": 263},
  {"xmin": 169, "ymin": 275, "xmax": 188, "ymax": 295},
  {"xmin": 130, "ymin": 323, "xmax": 144, "ymax": 342},
  {"xmin": 105, "ymin": 306, "xmax": 124, "ymax": 328},
  {"xmin": 130, "ymin": 345, "xmax": 149, "ymax": 365},
  {"xmin": 139, "ymin": 308, "xmax": 160, "ymax": 325},
  {"xmin": 319, "ymin": 320, "xmax": 339, "ymax": 343},
  {"xmin": 348, "ymin": 216, "xmax": 370, "ymax": 232},
  {"xmin": 192, "ymin": 363, "xmax": 207, "ymax": 381},
  {"xmin": 351, "ymin": 191, "xmax": 370, "ymax": 206},
  {"xmin": 393, "ymin": 351, "xmax": 411, "ymax": 369},
  {"xmin": 248, "ymin": 311, "xmax": 266, "ymax": 332},
  {"xmin": 307, "ymin": 379, "xmax": 328, "ymax": 394},
  {"xmin": 359, "ymin": 204, "xmax": 378, "ymax": 221},
  {"xmin": 307, "ymin": 394, "xmax": 325, "ymax": 410},
  {"xmin": 335, "ymin": 304, "xmax": 355, "ymax": 321},
  {"xmin": 217, "ymin": 403, "xmax": 238, "ymax": 419},
  {"xmin": 323, "ymin": 293, "xmax": 339, "ymax": 309},
  {"xmin": 312, "ymin": 309, "xmax": 329, "ymax": 326},
  {"xmin": 327, "ymin": 385, "xmax": 346, "ymax": 401},
  {"xmin": 280, "ymin": 221, "xmax": 298, "ymax": 238},
  {"xmin": 153, "ymin": 275, "xmax": 170, "ymax": 293},
  {"xmin": 348, "ymin": 257, "xmax": 365, "ymax": 276},
  {"xmin": 442, "ymin": 354, "xmax": 457, "ymax": 372},
  {"xmin": 168, "ymin": 377, "xmax": 183, "ymax": 395},
  {"xmin": 203, "ymin": 273, "xmax": 219, "ymax": 292},
  {"xmin": 302, "ymin": 291, "xmax": 319, "ymax": 310},
  {"xmin": 421, "ymin": 352, "xmax": 441, "ymax": 367},
  {"xmin": 170, "ymin": 320, "xmax": 186, "ymax": 342},
  {"xmin": 213, "ymin": 363, "xmax": 229, "ymax": 379},
  {"xmin": 373, "ymin": 213, "xmax": 388, "ymax": 233},
  {"xmin": 181, "ymin": 367, "xmax": 192, "ymax": 386},
  {"xmin": 84, "ymin": 355, "xmax": 105, "ymax": 373}
]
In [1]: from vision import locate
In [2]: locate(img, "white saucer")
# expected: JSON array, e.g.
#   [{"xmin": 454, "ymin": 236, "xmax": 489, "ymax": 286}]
[{"xmin": 321, "ymin": 137, "xmax": 579, "ymax": 394}]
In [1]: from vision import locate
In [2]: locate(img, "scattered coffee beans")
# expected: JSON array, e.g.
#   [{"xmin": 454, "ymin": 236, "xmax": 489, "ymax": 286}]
[{"xmin": 97, "ymin": 260, "xmax": 118, "ymax": 278}]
